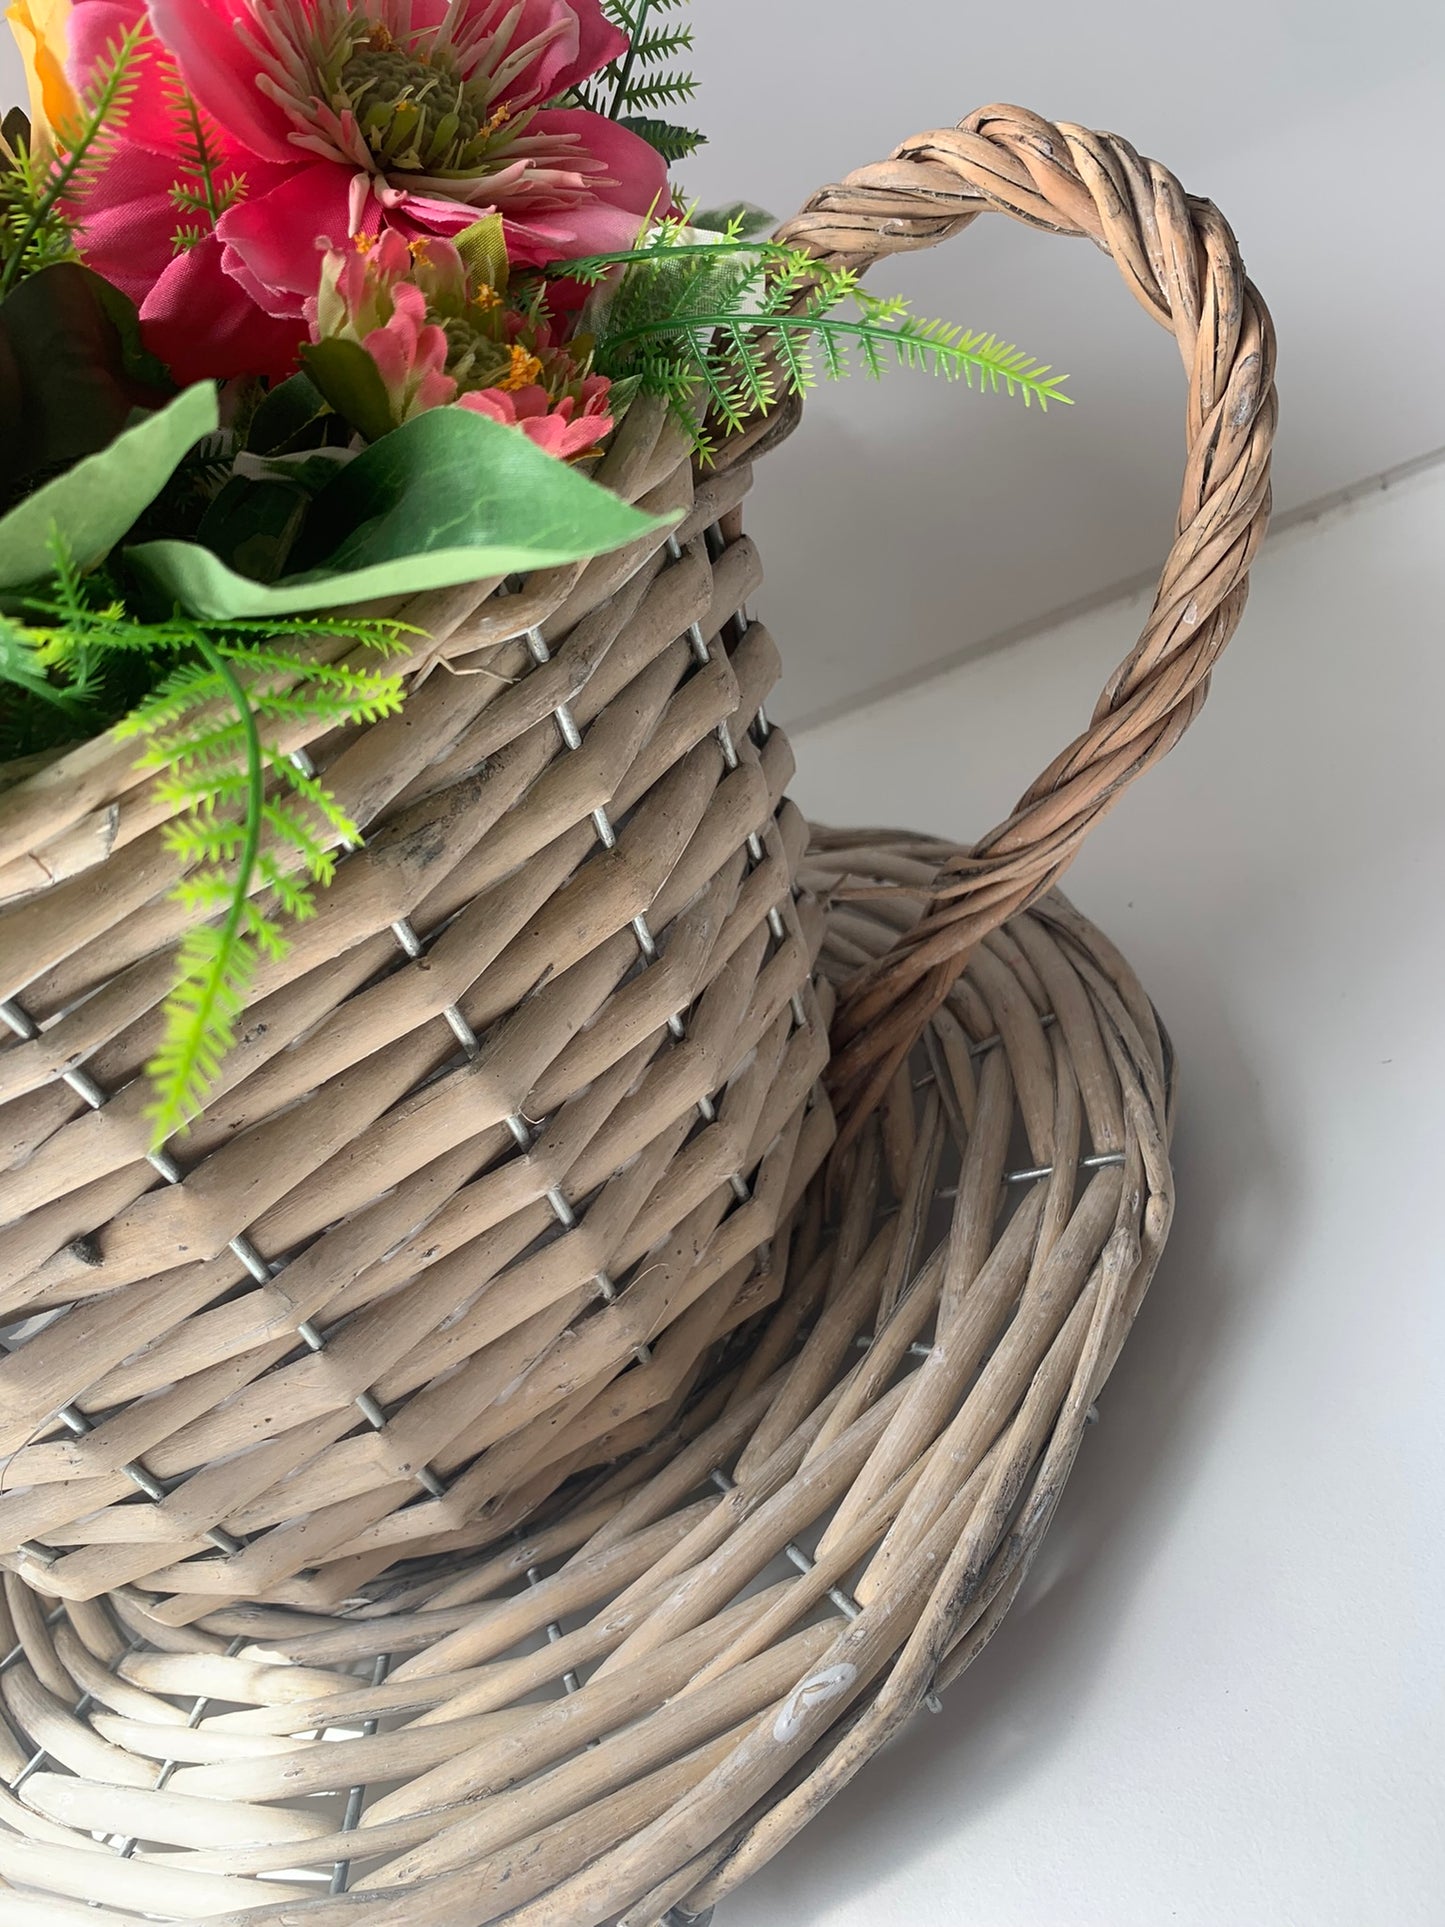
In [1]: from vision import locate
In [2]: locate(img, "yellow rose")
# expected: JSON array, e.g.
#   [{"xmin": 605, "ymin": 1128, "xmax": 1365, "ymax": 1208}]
[{"xmin": 6, "ymin": 0, "xmax": 77, "ymax": 153}]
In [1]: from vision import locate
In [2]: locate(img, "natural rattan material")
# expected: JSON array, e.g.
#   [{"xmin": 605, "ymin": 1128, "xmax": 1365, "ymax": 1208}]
[
  {"xmin": 775, "ymin": 104, "xmax": 1277, "ymax": 1132},
  {"xmin": 0, "ymin": 404, "xmax": 833, "ymax": 1616},
  {"xmin": 0, "ymin": 103, "xmax": 1271, "ymax": 1658},
  {"xmin": 0, "ymin": 839, "xmax": 1174, "ymax": 1925}
]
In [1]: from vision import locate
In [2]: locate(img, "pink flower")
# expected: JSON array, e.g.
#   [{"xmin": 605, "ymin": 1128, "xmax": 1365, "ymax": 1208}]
[
  {"xmin": 312, "ymin": 230, "xmax": 459, "ymax": 427},
  {"xmin": 63, "ymin": 1, "xmax": 306, "ymax": 380},
  {"xmin": 66, "ymin": 0, "xmax": 668, "ymax": 379},
  {"xmin": 360, "ymin": 278, "xmax": 457, "ymax": 422},
  {"xmin": 461, "ymin": 374, "xmax": 612, "ymax": 459}
]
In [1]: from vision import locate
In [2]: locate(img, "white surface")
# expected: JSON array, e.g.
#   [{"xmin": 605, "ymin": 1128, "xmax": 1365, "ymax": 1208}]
[
  {"xmin": 718, "ymin": 460, "xmax": 1445, "ymax": 1924},
  {"xmin": 6, "ymin": 7, "xmax": 1445, "ymax": 716}
]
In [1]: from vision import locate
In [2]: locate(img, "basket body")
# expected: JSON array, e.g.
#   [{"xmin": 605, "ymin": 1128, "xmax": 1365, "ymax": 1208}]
[
  {"xmin": 0, "ymin": 402, "xmax": 834, "ymax": 1618},
  {"xmin": 0, "ymin": 856, "xmax": 1174, "ymax": 1926}
]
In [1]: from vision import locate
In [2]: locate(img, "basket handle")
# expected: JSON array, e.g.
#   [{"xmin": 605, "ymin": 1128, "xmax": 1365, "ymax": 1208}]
[{"xmin": 772, "ymin": 104, "xmax": 1277, "ymax": 1139}]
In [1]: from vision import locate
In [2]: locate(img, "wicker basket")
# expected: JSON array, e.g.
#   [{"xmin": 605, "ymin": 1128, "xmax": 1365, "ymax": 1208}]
[
  {"xmin": 0, "ymin": 100, "xmax": 1274, "ymax": 1917},
  {"xmin": 0, "ymin": 852, "xmax": 1177, "ymax": 1925},
  {"xmin": 0, "ymin": 387, "xmax": 833, "ymax": 1620}
]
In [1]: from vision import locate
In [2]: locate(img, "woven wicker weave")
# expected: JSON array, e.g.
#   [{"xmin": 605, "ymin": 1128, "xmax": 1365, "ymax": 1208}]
[
  {"xmin": 0, "ymin": 847, "xmax": 1173, "ymax": 1925},
  {"xmin": 0, "ymin": 91, "xmax": 1273, "ymax": 1773},
  {"xmin": 0, "ymin": 408, "xmax": 835, "ymax": 1617}
]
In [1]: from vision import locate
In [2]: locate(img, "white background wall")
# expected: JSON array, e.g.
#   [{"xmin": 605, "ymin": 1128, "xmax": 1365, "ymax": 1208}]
[
  {"xmin": 722, "ymin": 459, "xmax": 1445, "ymax": 1926},
  {"xmin": 686, "ymin": 0, "xmax": 1445, "ymax": 719}
]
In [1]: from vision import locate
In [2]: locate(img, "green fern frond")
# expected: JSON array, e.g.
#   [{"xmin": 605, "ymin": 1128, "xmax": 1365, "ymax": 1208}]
[
  {"xmin": 4, "ymin": 556, "xmax": 409, "ymax": 1142},
  {"xmin": 561, "ymin": 226, "xmax": 1072, "ymax": 453},
  {"xmin": 140, "ymin": 631, "xmax": 265, "ymax": 1141},
  {"xmin": 163, "ymin": 810, "xmax": 252, "ymax": 866},
  {"xmin": 630, "ymin": 23, "xmax": 695, "ymax": 59},
  {"xmin": 162, "ymin": 68, "xmax": 248, "ymax": 255},
  {"xmin": 132, "ymin": 645, "xmax": 400, "ymax": 1139},
  {"xmin": 613, "ymin": 70, "xmax": 696, "ymax": 111},
  {"xmin": 147, "ymin": 719, "xmax": 251, "ymax": 775},
  {"xmin": 617, "ymin": 116, "xmax": 704, "ymax": 162},
  {"xmin": 258, "ymin": 857, "xmax": 317, "ymax": 923},
  {"xmin": 0, "ymin": 618, "xmax": 86, "ymax": 709},
  {"xmin": 156, "ymin": 772, "xmax": 252, "ymax": 822},
  {"xmin": 260, "ymin": 796, "xmax": 336, "ymax": 877},
  {"xmin": 146, "ymin": 918, "xmax": 262, "ymax": 1129},
  {"xmin": 0, "ymin": 22, "xmax": 146, "ymax": 294},
  {"xmin": 275, "ymin": 756, "xmax": 362, "ymax": 843},
  {"xmin": 595, "ymin": 0, "xmax": 697, "ymax": 143}
]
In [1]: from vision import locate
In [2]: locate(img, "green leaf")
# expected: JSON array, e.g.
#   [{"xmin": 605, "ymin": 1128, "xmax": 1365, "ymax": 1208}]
[
  {"xmin": 298, "ymin": 336, "xmax": 396, "ymax": 444},
  {"xmin": 452, "ymin": 213, "xmax": 509, "ymax": 294},
  {"xmin": 693, "ymin": 202, "xmax": 775, "ymax": 239},
  {"xmin": 0, "ymin": 381, "xmax": 219, "ymax": 590},
  {"xmin": 0, "ymin": 263, "xmax": 176, "ymax": 502},
  {"xmin": 125, "ymin": 405, "xmax": 679, "ymax": 619},
  {"xmin": 192, "ymin": 473, "xmax": 315, "ymax": 586},
  {"xmin": 246, "ymin": 371, "xmax": 332, "ymax": 456},
  {"xmin": 1, "ymin": 109, "xmax": 31, "ymax": 158},
  {"xmin": 191, "ymin": 451, "xmax": 355, "ymax": 583}
]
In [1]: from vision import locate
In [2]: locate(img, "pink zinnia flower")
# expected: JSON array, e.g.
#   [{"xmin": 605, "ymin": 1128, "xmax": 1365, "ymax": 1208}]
[
  {"xmin": 313, "ymin": 231, "xmax": 460, "ymax": 426},
  {"xmin": 65, "ymin": 0, "xmax": 667, "ymax": 381},
  {"xmin": 461, "ymin": 374, "xmax": 612, "ymax": 459},
  {"xmin": 308, "ymin": 228, "xmax": 615, "ymax": 456}
]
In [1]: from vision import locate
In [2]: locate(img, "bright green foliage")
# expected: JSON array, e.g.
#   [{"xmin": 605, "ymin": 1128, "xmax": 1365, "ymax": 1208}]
[
  {"xmin": 0, "ymin": 264, "xmax": 178, "ymax": 510},
  {"xmin": 164, "ymin": 75, "xmax": 248, "ymax": 255},
  {"xmin": 563, "ymin": 220, "xmax": 1072, "ymax": 456},
  {"xmin": 0, "ymin": 24, "xmax": 146, "ymax": 295},
  {"xmin": 1, "ymin": 540, "xmax": 408, "ymax": 1141},
  {"xmin": 0, "ymin": 382, "xmax": 218, "ymax": 587},
  {"xmin": 576, "ymin": 0, "xmax": 703, "ymax": 161},
  {"xmin": 127, "ymin": 405, "xmax": 681, "ymax": 619}
]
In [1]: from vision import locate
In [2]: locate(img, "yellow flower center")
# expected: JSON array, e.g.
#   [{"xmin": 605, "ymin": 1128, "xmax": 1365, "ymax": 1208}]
[{"xmin": 500, "ymin": 345, "xmax": 543, "ymax": 391}]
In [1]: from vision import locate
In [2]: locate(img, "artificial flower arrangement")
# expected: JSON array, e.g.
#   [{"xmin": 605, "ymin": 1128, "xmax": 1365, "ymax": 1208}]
[{"xmin": 0, "ymin": 0, "xmax": 1069, "ymax": 1143}]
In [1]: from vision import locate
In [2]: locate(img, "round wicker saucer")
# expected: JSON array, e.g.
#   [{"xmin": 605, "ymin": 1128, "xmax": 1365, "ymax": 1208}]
[{"xmin": 0, "ymin": 832, "xmax": 1173, "ymax": 1925}]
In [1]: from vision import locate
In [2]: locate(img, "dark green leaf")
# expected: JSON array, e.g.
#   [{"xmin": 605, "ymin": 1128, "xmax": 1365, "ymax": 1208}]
[
  {"xmin": 246, "ymin": 371, "xmax": 332, "ymax": 456},
  {"xmin": 192, "ymin": 475, "xmax": 313, "ymax": 586},
  {"xmin": 299, "ymin": 337, "xmax": 396, "ymax": 444},
  {"xmin": 694, "ymin": 202, "xmax": 776, "ymax": 239},
  {"xmin": 125, "ymin": 404, "xmax": 679, "ymax": 618},
  {"xmin": 0, "ymin": 264, "xmax": 175, "ymax": 502},
  {"xmin": 1, "ymin": 108, "xmax": 31, "ymax": 159},
  {"xmin": 0, "ymin": 381, "xmax": 219, "ymax": 589},
  {"xmin": 618, "ymin": 116, "xmax": 705, "ymax": 162}
]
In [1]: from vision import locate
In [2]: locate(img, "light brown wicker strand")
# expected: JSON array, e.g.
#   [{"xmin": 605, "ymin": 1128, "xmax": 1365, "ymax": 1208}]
[{"xmin": 770, "ymin": 103, "xmax": 1277, "ymax": 1137}]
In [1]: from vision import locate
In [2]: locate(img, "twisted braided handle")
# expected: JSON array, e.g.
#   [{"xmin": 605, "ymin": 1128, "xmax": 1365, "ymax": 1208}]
[{"xmin": 773, "ymin": 104, "xmax": 1277, "ymax": 1137}]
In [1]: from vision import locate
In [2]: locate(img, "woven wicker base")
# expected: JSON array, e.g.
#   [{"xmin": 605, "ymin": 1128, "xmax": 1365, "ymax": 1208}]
[{"xmin": 0, "ymin": 833, "xmax": 1174, "ymax": 1926}]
